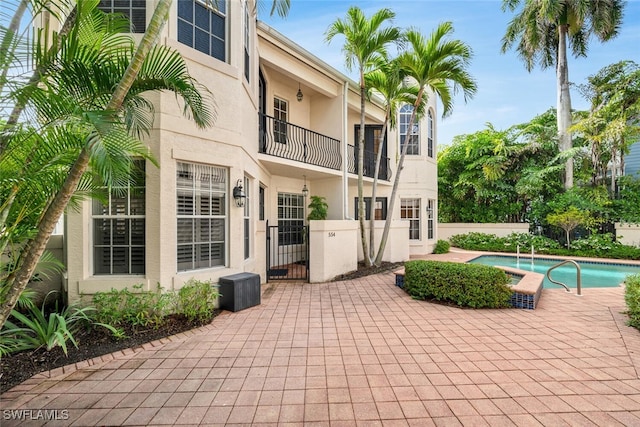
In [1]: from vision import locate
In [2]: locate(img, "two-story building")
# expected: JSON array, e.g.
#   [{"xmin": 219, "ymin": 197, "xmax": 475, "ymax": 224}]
[{"xmin": 64, "ymin": 0, "xmax": 438, "ymax": 302}]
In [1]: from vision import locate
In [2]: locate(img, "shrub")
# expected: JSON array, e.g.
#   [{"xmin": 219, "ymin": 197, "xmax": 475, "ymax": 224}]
[
  {"xmin": 403, "ymin": 260, "xmax": 512, "ymax": 309},
  {"xmin": 176, "ymin": 279, "xmax": 219, "ymax": 323},
  {"xmin": 433, "ymin": 240, "xmax": 450, "ymax": 254},
  {"xmin": 92, "ymin": 284, "xmax": 174, "ymax": 328},
  {"xmin": 625, "ymin": 274, "xmax": 640, "ymax": 329}
]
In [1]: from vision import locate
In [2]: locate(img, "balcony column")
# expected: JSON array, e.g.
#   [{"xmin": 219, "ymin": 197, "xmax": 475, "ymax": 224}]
[{"xmin": 342, "ymin": 80, "xmax": 349, "ymax": 220}]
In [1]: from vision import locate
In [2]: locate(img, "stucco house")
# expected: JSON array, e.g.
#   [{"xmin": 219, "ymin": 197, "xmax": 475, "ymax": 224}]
[{"xmin": 63, "ymin": 0, "xmax": 438, "ymax": 302}]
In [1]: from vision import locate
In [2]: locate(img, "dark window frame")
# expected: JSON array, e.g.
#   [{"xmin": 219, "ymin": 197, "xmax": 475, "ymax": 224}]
[{"xmin": 354, "ymin": 197, "xmax": 388, "ymax": 220}]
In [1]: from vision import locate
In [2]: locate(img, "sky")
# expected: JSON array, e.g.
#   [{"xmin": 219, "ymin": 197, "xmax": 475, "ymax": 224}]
[{"xmin": 261, "ymin": 0, "xmax": 640, "ymax": 146}]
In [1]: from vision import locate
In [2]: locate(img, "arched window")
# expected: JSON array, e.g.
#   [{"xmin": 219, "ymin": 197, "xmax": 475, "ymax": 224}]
[{"xmin": 399, "ymin": 104, "xmax": 419, "ymax": 155}]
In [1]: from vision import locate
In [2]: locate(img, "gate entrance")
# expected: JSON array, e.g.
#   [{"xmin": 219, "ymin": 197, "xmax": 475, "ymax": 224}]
[{"xmin": 266, "ymin": 220, "xmax": 309, "ymax": 282}]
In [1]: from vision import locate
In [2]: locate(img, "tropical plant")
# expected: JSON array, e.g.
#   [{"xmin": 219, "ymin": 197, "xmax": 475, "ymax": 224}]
[
  {"xmin": 307, "ymin": 195, "xmax": 328, "ymax": 220},
  {"xmin": 0, "ymin": 0, "xmax": 215, "ymax": 330},
  {"xmin": 375, "ymin": 24, "xmax": 477, "ymax": 265},
  {"xmin": 325, "ymin": 6, "xmax": 401, "ymax": 267},
  {"xmin": 501, "ymin": 0, "xmax": 625, "ymax": 190},
  {"xmin": 0, "ymin": 291, "xmax": 116, "ymax": 356},
  {"xmin": 573, "ymin": 60, "xmax": 640, "ymax": 193}
]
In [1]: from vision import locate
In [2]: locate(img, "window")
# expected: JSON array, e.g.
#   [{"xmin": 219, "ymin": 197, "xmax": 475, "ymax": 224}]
[
  {"xmin": 278, "ymin": 193, "xmax": 304, "ymax": 246},
  {"xmin": 400, "ymin": 104, "xmax": 419, "ymax": 155},
  {"xmin": 244, "ymin": 176, "xmax": 250, "ymax": 260},
  {"xmin": 176, "ymin": 162, "xmax": 227, "ymax": 271},
  {"xmin": 354, "ymin": 197, "xmax": 387, "ymax": 220},
  {"xmin": 401, "ymin": 199, "xmax": 421, "ymax": 240},
  {"xmin": 427, "ymin": 199, "xmax": 435, "ymax": 240},
  {"xmin": 427, "ymin": 110, "xmax": 434, "ymax": 158},
  {"xmin": 93, "ymin": 160, "xmax": 145, "ymax": 275},
  {"xmin": 274, "ymin": 97, "xmax": 288, "ymax": 144},
  {"xmin": 354, "ymin": 124, "xmax": 388, "ymax": 179},
  {"xmin": 243, "ymin": 0, "xmax": 250, "ymax": 82},
  {"xmin": 98, "ymin": 0, "xmax": 146, "ymax": 33},
  {"xmin": 177, "ymin": 0, "xmax": 226, "ymax": 62},
  {"xmin": 259, "ymin": 185, "xmax": 265, "ymax": 220}
]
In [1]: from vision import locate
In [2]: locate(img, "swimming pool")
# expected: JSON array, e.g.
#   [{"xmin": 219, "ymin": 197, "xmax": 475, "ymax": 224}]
[{"xmin": 469, "ymin": 255, "xmax": 640, "ymax": 288}]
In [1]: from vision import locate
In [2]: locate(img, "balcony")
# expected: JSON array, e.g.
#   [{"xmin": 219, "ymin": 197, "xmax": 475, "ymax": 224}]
[
  {"xmin": 258, "ymin": 113, "xmax": 391, "ymax": 180},
  {"xmin": 347, "ymin": 144, "xmax": 391, "ymax": 181},
  {"xmin": 259, "ymin": 113, "xmax": 342, "ymax": 171}
]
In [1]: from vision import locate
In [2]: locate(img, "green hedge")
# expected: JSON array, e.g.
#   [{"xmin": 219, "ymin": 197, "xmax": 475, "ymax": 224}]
[
  {"xmin": 449, "ymin": 232, "xmax": 640, "ymax": 260},
  {"xmin": 433, "ymin": 239, "xmax": 450, "ymax": 254},
  {"xmin": 625, "ymin": 274, "xmax": 640, "ymax": 329},
  {"xmin": 404, "ymin": 260, "xmax": 512, "ymax": 309}
]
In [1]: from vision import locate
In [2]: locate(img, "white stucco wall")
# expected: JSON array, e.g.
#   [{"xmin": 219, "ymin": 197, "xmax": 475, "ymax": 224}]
[
  {"xmin": 309, "ymin": 220, "xmax": 358, "ymax": 282},
  {"xmin": 438, "ymin": 223, "xmax": 531, "ymax": 241},
  {"xmin": 616, "ymin": 223, "xmax": 640, "ymax": 247}
]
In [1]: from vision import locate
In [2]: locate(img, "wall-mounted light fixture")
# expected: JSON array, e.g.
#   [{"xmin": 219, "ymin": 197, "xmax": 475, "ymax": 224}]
[
  {"xmin": 233, "ymin": 179, "xmax": 246, "ymax": 207},
  {"xmin": 296, "ymin": 83, "xmax": 303, "ymax": 102},
  {"xmin": 302, "ymin": 175, "xmax": 309, "ymax": 198}
]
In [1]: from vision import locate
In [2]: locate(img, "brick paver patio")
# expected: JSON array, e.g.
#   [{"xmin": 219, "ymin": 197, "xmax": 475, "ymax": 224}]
[{"xmin": 3, "ymin": 257, "xmax": 640, "ymax": 426}]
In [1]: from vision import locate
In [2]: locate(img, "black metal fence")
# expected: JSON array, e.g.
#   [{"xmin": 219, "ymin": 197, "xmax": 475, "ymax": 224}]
[{"xmin": 266, "ymin": 221, "xmax": 309, "ymax": 282}]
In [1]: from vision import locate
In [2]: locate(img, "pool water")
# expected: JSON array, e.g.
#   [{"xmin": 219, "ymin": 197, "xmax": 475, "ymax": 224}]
[{"xmin": 469, "ymin": 255, "xmax": 640, "ymax": 288}]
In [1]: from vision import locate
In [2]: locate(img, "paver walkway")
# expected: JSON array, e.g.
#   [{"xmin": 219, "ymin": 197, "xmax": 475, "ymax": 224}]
[{"xmin": 3, "ymin": 267, "xmax": 640, "ymax": 426}]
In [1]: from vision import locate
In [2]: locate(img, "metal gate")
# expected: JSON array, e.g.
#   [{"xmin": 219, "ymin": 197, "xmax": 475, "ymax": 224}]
[{"xmin": 266, "ymin": 220, "xmax": 309, "ymax": 282}]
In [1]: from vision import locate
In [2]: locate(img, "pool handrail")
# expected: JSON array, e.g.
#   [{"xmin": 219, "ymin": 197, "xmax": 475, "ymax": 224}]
[{"xmin": 546, "ymin": 260, "xmax": 582, "ymax": 296}]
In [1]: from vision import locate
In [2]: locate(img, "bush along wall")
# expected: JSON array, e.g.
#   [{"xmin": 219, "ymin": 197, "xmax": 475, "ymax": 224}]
[
  {"xmin": 625, "ymin": 274, "xmax": 640, "ymax": 329},
  {"xmin": 403, "ymin": 260, "xmax": 512, "ymax": 309}
]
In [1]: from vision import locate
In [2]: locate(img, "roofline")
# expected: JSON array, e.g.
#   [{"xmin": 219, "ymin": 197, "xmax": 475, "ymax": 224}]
[{"xmin": 257, "ymin": 21, "xmax": 370, "ymax": 101}]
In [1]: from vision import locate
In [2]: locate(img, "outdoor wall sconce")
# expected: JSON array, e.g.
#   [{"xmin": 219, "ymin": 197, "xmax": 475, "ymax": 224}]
[
  {"xmin": 302, "ymin": 175, "xmax": 309, "ymax": 198},
  {"xmin": 233, "ymin": 179, "xmax": 246, "ymax": 207},
  {"xmin": 296, "ymin": 83, "xmax": 303, "ymax": 102}
]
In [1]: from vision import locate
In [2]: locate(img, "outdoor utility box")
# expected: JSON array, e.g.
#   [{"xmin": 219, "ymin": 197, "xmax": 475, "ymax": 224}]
[{"xmin": 218, "ymin": 272, "xmax": 261, "ymax": 312}]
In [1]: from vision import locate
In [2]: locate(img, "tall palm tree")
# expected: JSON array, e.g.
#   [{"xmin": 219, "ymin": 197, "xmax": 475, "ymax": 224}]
[
  {"xmin": 364, "ymin": 59, "xmax": 419, "ymax": 263},
  {"xmin": 501, "ymin": 0, "xmax": 624, "ymax": 190},
  {"xmin": 375, "ymin": 24, "xmax": 477, "ymax": 265},
  {"xmin": 0, "ymin": 0, "xmax": 214, "ymax": 329},
  {"xmin": 325, "ymin": 6, "xmax": 401, "ymax": 266}
]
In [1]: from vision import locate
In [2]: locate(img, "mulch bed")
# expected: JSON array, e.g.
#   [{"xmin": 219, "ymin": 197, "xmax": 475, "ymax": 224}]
[{"xmin": 0, "ymin": 313, "xmax": 218, "ymax": 394}]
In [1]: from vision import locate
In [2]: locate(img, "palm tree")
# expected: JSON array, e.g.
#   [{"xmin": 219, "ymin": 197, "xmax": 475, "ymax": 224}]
[
  {"xmin": 375, "ymin": 24, "xmax": 477, "ymax": 265},
  {"xmin": 0, "ymin": 0, "xmax": 215, "ymax": 329},
  {"xmin": 325, "ymin": 6, "xmax": 401, "ymax": 266},
  {"xmin": 501, "ymin": 0, "xmax": 624, "ymax": 190},
  {"xmin": 364, "ymin": 59, "xmax": 419, "ymax": 262}
]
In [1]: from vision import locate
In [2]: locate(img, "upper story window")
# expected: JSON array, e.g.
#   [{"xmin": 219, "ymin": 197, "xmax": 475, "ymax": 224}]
[
  {"xmin": 98, "ymin": 0, "xmax": 146, "ymax": 33},
  {"xmin": 400, "ymin": 104, "xmax": 419, "ymax": 155},
  {"xmin": 427, "ymin": 110, "xmax": 434, "ymax": 158},
  {"xmin": 177, "ymin": 0, "xmax": 226, "ymax": 62},
  {"xmin": 274, "ymin": 97, "xmax": 288, "ymax": 144},
  {"xmin": 243, "ymin": 0, "xmax": 250, "ymax": 82}
]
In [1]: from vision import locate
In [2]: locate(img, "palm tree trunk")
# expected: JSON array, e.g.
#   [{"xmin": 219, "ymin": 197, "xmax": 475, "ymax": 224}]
[
  {"xmin": 557, "ymin": 24, "xmax": 573, "ymax": 189},
  {"xmin": 0, "ymin": 0, "xmax": 28, "ymax": 95},
  {"xmin": 358, "ymin": 70, "xmax": 371, "ymax": 267},
  {"xmin": 0, "ymin": 0, "xmax": 173, "ymax": 331},
  {"xmin": 369, "ymin": 112, "xmax": 389, "ymax": 265},
  {"xmin": 374, "ymin": 91, "xmax": 423, "ymax": 265}
]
